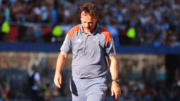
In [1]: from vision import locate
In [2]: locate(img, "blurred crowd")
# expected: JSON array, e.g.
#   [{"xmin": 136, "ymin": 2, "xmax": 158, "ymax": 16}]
[
  {"xmin": 0, "ymin": 67, "xmax": 180, "ymax": 101},
  {"xmin": 0, "ymin": 0, "xmax": 179, "ymax": 47},
  {"xmin": 113, "ymin": 68, "xmax": 180, "ymax": 101},
  {"xmin": 0, "ymin": 68, "xmax": 72, "ymax": 101},
  {"xmin": 0, "ymin": 53, "xmax": 179, "ymax": 101},
  {"xmin": 0, "ymin": 0, "xmax": 180, "ymax": 101}
]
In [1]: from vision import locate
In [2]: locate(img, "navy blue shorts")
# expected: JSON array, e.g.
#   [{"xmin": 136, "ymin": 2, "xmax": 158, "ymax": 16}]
[{"xmin": 70, "ymin": 76, "xmax": 107, "ymax": 101}]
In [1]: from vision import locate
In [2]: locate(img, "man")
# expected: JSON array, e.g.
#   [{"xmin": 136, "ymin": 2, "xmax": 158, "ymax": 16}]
[
  {"xmin": 54, "ymin": 2, "xmax": 121, "ymax": 101},
  {"xmin": 28, "ymin": 66, "xmax": 42, "ymax": 101}
]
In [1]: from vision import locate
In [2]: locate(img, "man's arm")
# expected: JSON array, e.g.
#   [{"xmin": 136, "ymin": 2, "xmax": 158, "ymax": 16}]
[
  {"xmin": 54, "ymin": 51, "xmax": 68, "ymax": 88},
  {"xmin": 35, "ymin": 80, "xmax": 41, "ymax": 91},
  {"xmin": 108, "ymin": 56, "xmax": 121, "ymax": 99}
]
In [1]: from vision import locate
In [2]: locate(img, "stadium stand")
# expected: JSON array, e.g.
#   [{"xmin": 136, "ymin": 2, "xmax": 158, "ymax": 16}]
[
  {"xmin": 0, "ymin": 0, "xmax": 179, "ymax": 47},
  {"xmin": 0, "ymin": 0, "xmax": 180, "ymax": 101}
]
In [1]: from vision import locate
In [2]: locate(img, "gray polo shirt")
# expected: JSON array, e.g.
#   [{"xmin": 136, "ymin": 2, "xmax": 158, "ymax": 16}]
[{"xmin": 61, "ymin": 24, "xmax": 116, "ymax": 79}]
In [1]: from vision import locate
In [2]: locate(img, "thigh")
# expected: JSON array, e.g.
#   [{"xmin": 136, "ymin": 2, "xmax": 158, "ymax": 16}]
[
  {"xmin": 70, "ymin": 77, "xmax": 86, "ymax": 101},
  {"xmin": 87, "ymin": 92, "xmax": 106, "ymax": 101},
  {"xmin": 85, "ymin": 77, "xmax": 107, "ymax": 101}
]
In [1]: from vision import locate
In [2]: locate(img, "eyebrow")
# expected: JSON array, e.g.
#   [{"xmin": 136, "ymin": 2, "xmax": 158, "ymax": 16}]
[{"xmin": 82, "ymin": 14, "xmax": 87, "ymax": 16}]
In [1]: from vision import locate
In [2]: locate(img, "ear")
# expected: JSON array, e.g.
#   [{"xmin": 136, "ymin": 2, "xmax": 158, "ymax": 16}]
[
  {"xmin": 80, "ymin": 17, "xmax": 82, "ymax": 21},
  {"xmin": 95, "ymin": 16, "xmax": 98, "ymax": 21},
  {"xmin": 80, "ymin": 14, "xmax": 83, "ymax": 21}
]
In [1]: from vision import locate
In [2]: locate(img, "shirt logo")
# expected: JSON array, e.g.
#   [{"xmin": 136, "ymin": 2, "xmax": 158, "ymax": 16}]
[
  {"xmin": 77, "ymin": 39, "xmax": 81, "ymax": 42},
  {"xmin": 100, "ymin": 92, "xmax": 104, "ymax": 95}
]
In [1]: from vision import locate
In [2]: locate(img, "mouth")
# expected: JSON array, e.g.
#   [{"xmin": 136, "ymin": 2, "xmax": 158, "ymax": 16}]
[{"xmin": 86, "ymin": 27, "xmax": 91, "ymax": 30}]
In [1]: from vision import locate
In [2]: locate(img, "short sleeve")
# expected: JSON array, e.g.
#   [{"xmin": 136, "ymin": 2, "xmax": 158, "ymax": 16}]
[
  {"xmin": 60, "ymin": 34, "xmax": 72, "ymax": 53},
  {"xmin": 34, "ymin": 72, "xmax": 40, "ymax": 81},
  {"xmin": 99, "ymin": 27, "xmax": 116, "ymax": 57},
  {"xmin": 105, "ymin": 38, "xmax": 116, "ymax": 57}
]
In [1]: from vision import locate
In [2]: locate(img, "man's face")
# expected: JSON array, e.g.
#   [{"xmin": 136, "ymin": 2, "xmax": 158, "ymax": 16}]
[
  {"xmin": 80, "ymin": 11, "xmax": 97, "ymax": 32},
  {"xmin": 34, "ymin": 67, "xmax": 39, "ymax": 72}
]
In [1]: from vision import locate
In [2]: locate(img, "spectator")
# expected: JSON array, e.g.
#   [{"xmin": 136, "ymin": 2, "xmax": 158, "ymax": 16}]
[
  {"xmin": 0, "ymin": 16, "xmax": 6, "ymax": 41},
  {"xmin": 0, "ymin": 0, "xmax": 2, "ymax": 8},
  {"xmin": 28, "ymin": 65, "xmax": 43, "ymax": 101},
  {"xmin": 113, "ymin": 5, "xmax": 124, "ymax": 25},
  {"xmin": 0, "ymin": 88, "xmax": 5, "ymax": 101},
  {"xmin": 11, "ymin": 0, "xmax": 25, "ymax": 22},
  {"xmin": 41, "ymin": 83, "xmax": 51, "ymax": 101},
  {"xmin": 106, "ymin": 18, "xmax": 120, "ymax": 47},
  {"xmin": 40, "ymin": 0, "xmax": 50, "ymax": 23},
  {"xmin": 47, "ymin": 3, "xmax": 57, "ymax": 24},
  {"xmin": 1, "ymin": 84, "xmax": 7, "ymax": 101},
  {"xmin": 25, "ymin": 1, "xmax": 35, "ymax": 22},
  {"xmin": 33, "ymin": 0, "xmax": 41, "ymax": 22},
  {"xmin": 168, "ymin": 35, "xmax": 180, "ymax": 47},
  {"xmin": 2, "ymin": 1, "xmax": 10, "ymax": 22}
]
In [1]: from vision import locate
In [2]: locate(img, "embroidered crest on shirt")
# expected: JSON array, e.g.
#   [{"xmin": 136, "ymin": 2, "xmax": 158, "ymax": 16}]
[
  {"xmin": 77, "ymin": 39, "xmax": 81, "ymax": 42},
  {"xmin": 100, "ymin": 92, "xmax": 104, "ymax": 95},
  {"xmin": 94, "ymin": 37, "xmax": 100, "ymax": 44}
]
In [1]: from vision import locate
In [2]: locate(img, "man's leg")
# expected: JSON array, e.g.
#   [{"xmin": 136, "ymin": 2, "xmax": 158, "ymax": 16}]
[
  {"xmin": 85, "ymin": 77, "xmax": 107, "ymax": 101},
  {"xmin": 30, "ymin": 90, "xmax": 39, "ymax": 101},
  {"xmin": 70, "ymin": 77, "xmax": 86, "ymax": 101},
  {"xmin": 86, "ymin": 92, "xmax": 106, "ymax": 101}
]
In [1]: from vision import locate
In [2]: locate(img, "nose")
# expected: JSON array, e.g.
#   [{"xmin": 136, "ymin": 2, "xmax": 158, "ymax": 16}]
[{"xmin": 85, "ymin": 23, "xmax": 89, "ymax": 28}]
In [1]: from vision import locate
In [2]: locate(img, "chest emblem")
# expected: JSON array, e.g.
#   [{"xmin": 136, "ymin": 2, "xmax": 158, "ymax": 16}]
[{"xmin": 77, "ymin": 39, "xmax": 82, "ymax": 42}]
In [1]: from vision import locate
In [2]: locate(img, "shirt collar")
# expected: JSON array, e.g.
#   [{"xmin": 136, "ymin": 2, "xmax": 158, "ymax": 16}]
[{"xmin": 80, "ymin": 23, "xmax": 100, "ymax": 35}]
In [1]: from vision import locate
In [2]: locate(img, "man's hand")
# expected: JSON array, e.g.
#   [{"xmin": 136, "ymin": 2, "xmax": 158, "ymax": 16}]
[
  {"xmin": 111, "ymin": 82, "xmax": 121, "ymax": 99},
  {"xmin": 54, "ymin": 72, "xmax": 62, "ymax": 88},
  {"xmin": 54, "ymin": 51, "xmax": 68, "ymax": 88}
]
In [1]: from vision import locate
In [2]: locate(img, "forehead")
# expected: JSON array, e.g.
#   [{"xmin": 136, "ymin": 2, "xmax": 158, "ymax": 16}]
[
  {"xmin": 81, "ymin": 11, "xmax": 90, "ymax": 16},
  {"xmin": 81, "ymin": 11, "xmax": 93, "ymax": 20}
]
